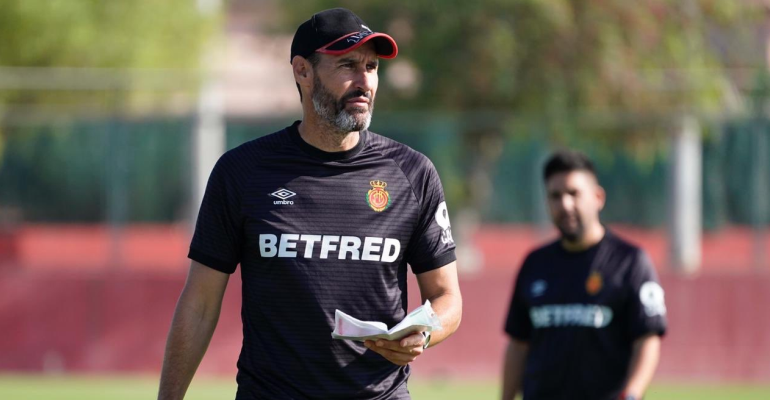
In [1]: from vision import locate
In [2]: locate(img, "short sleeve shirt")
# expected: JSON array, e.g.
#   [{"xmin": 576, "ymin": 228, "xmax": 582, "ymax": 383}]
[
  {"xmin": 504, "ymin": 231, "xmax": 667, "ymax": 400},
  {"xmin": 189, "ymin": 122, "xmax": 456, "ymax": 399}
]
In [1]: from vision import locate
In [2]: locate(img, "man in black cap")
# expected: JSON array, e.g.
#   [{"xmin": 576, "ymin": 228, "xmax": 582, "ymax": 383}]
[
  {"xmin": 501, "ymin": 150, "xmax": 667, "ymax": 400},
  {"xmin": 158, "ymin": 8, "xmax": 462, "ymax": 400}
]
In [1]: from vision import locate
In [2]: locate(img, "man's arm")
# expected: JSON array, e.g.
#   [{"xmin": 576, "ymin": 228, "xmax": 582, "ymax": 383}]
[
  {"xmin": 364, "ymin": 261, "xmax": 462, "ymax": 365},
  {"xmin": 158, "ymin": 261, "xmax": 230, "ymax": 400},
  {"xmin": 415, "ymin": 260, "xmax": 462, "ymax": 346},
  {"xmin": 621, "ymin": 334, "xmax": 662, "ymax": 399},
  {"xmin": 501, "ymin": 338, "xmax": 529, "ymax": 400}
]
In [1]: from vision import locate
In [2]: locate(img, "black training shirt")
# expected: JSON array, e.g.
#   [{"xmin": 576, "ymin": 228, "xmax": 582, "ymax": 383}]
[
  {"xmin": 189, "ymin": 121, "xmax": 456, "ymax": 399},
  {"xmin": 505, "ymin": 231, "xmax": 667, "ymax": 400}
]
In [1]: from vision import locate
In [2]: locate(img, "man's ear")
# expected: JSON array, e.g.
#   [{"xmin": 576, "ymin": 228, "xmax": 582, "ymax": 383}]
[
  {"xmin": 292, "ymin": 56, "xmax": 312, "ymax": 83},
  {"xmin": 596, "ymin": 184, "xmax": 607, "ymax": 212},
  {"xmin": 292, "ymin": 55, "xmax": 314, "ymax": 101}
]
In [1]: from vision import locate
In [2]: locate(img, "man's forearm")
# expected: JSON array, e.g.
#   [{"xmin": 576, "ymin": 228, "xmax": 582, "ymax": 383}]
[
  {"xmin": 415, "ymin": 261, "xmax": 462, "ymax": 348},
  {"xmin": 157, "ymin": 290, "xmax": 222, "ymax": 400},
  {"xmin": 501, "ymin": 339, "xmax": 528, "ymax": 400},
  {"xmin": 622, "ymin": 334, "xmax": 661, "ymax": 398},
  {"xmin": 422, "ymin": 288, "xmax": 462, "ymax": 347}
]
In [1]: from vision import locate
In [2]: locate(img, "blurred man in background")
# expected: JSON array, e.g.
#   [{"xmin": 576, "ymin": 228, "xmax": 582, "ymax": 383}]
[
  {"xmin": 501, "ymin": 150, "xmax": 667, "ymax": 400},
  {"xmin": 158, "ymin": 8, "xmax": 461, "ymax": 400}
]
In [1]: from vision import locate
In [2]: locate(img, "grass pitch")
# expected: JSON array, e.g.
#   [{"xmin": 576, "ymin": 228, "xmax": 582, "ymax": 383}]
[{"xmin": 0, "ymin": 374, "xmax": 769, "ymax": 399}]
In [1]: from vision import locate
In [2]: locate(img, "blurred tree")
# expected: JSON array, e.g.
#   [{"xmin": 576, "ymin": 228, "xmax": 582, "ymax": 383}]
[
  {"xmin": 0, "ymin": 1, "xmax": 216, "ymax": 69},
  {"xmin": 280, "ymin": 0, "xmax": 759, "ymax": 138},
  {"xmin": 279, "ymin": 0, "xmax": 763, "ymax": 213},
  {"xmin": 0, "ymin": 0, "xmax": 219, "ymax": 177},
  {"xmin": 0, "ymin": 0, "xmax": 219, "ymax": 104}
]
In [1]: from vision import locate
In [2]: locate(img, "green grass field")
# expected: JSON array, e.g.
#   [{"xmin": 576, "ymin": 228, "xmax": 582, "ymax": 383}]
[{"xmin": 1, "ymin": 375, "xmax": 769, "ymax": 399}]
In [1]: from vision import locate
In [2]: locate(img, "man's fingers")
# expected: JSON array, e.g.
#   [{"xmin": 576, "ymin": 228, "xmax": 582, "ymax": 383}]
[
  {"xmin": 399, "ymin": 332, "xmax": 426, "ymax": 348},
  {"xmin": 364, "ymin": 340, "xmax": 424, "ymax": 358},
  {"xmin": 375, "ymin": 340, "xmax": 421, "ymax": 353},
  {"xmin": 364, "ymin": 341, "xmax": 422, "ymax": 365},
  {"xmin": 367, "ymin": 333, "xmax": 424, "ymax": 352},
  {"xmin": 362, "ymin": 332, "xmax": 427, "ymax": 366}
]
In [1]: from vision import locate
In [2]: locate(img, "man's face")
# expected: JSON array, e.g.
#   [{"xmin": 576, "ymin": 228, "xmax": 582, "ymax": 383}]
[
  {"xmin": 546, "ymin": 170, "xmax": 605, "ymax": 242},
  {"xmin": 309, "ymin": 42, "xmax": 379, "ymax": 133}
]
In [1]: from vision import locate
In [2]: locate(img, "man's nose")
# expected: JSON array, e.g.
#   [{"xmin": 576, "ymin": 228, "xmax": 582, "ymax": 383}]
[
  {"xmin": 559, "ymin": 195, "xmax": 575, "ymax": 211},
  {"xmin": 353, "ymin": 68, "xmax": 374, "ymax": 94}
]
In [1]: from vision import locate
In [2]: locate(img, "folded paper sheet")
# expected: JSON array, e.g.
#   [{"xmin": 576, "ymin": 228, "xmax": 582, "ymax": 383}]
[{"xmin": 331, "ymin": 300, "xmax": 443, "ymax": 342}]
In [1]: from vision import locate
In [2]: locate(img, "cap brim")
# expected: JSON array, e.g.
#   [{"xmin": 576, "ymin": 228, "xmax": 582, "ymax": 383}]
[{"xmin": 316, "ymin": 32, "xmax": 398, "ymax": 59}]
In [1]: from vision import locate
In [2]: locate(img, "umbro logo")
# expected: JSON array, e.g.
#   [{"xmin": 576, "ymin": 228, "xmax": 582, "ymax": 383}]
[
  {"xmin": 270, "ymin": 188, "xmax": 296, "ymax": 205},
  {"xmin": 270, "ymin": 188, "xmax": 296, "ymax": 200}
]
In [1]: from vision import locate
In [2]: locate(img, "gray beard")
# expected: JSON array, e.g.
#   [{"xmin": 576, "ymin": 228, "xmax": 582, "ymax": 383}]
[{"xmin": 311, "ymin": 76, "xmax": 373, "ymax": 134}]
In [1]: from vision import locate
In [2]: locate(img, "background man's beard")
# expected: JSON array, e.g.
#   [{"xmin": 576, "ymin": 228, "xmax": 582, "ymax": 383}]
[
  {"xmin": 557, "ymin": 219, "xmax": 584, "ymax": 243},
  {"xmin": 559, "ymin": 228, "xmax": 581, "ymax": 243},
  {"xmin": 312, "ymin": 76, "xmax": 373, "ymax": 133}
]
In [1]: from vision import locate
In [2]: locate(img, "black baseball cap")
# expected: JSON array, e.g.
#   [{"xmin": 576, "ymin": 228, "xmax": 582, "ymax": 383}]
[{"xmin": 290, "ymin": 8, "xmax": 398, "ymax": 63}]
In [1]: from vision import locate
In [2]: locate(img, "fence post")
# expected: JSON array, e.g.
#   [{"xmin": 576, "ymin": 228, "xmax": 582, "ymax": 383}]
[
  {"xmin": 192, "ymin": 79, "xmax": 225, "ymax": 220},
  {"xmin": 668, "ymin": 115, "xmax": 702, "ymax": 274},
  {"xmin": 192, "ymin": 0, "xmax": 225, "ymax": 222}
]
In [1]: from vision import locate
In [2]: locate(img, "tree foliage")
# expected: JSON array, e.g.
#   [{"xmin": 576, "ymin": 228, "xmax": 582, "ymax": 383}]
[
  {"xmin": 279, "ymin": 1, "xmax": 764, "ymax": 212},
  {"xmin": 0, "ymin": 0, "xmax": 219, "ymax": 167},
  {"xmin": 0, "ymin": 0, "xmax": 217, "ymax": 69},
  {"xmin": 280, "ymin": 0, "xmax": 760, "ymax": 117},
  {"xmin": 0, "ymin": 0, "xmax": 219, "ymax": 114}
]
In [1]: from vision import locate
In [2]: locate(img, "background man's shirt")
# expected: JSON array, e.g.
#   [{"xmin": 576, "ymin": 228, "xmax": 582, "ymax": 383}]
[{"xmin": 505, "ymin": 231, "xmax": 667, "ymax": 400}]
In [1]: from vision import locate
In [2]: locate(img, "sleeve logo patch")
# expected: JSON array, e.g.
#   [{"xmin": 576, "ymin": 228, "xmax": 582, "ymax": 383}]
[
  {"xmin": 434, "ymin": 201, "xmax": 454, "ymax": 245},
  {"xmin": 367, "ymin": 180, "xmax": 391, "ymax": 212},
  {"xmin": 639, "ymin": 281, "xmax": 667, "ymax": 317}
]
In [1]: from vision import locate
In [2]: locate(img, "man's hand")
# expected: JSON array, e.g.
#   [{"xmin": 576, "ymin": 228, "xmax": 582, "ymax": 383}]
[
  {"xmin": 364, "ymin": 332, "xmax": 426, "ymax": 366},
  {"xmin": 365, "ymin": 261, "xmax": 461, "ymax": 367}
]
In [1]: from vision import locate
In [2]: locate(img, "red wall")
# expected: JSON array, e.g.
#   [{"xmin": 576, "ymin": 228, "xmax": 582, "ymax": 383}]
[{"xmin": 2, "ymin": 269, "xmax": 769, "ymax": 381}]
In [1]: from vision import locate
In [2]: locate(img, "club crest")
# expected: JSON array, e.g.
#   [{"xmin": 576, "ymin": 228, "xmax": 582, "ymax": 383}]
[
  {"xmin": 586, "ymin": 271, "xmax": 603, "ymax": 295},
  {"xmin": 367, "ymin": 180, "xmax": 391, "ymax": 212}
]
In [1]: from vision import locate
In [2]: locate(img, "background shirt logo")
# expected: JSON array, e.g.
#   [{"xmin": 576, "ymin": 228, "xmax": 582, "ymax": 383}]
[
  {"xmin": 530, "ymin": 304, "xmax": 613, "ymax": 329},
  {"xmin": 586, "ymin": 271, "xmax": 603, "ymax": 295},
  {"xmin": 367, "ymin": 180, "xmax": 391, "ymax": 212},
  {"xmin": 531, "ymin": 280, "xmax": 548, "ymax": 297}
]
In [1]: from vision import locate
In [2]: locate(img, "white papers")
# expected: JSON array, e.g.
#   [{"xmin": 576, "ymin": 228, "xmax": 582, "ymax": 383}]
[{"xmin": 331, "ymin": 300, "xmax": 442, "ymax": 342}]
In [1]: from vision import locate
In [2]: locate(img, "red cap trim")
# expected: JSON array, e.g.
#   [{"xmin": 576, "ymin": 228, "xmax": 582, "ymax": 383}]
[{"xmin": 316, "ymin": 32, "xmax": 398, "ymax": 59}]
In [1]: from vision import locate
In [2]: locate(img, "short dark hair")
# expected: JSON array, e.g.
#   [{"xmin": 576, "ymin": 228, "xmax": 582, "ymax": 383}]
[
  {"xmin": 543, "ymin": 150, "xmax": 597, "ymax": 182},
  {"xmin": 296, "ymin": 53, "xmax": 322, "ymax": 102}
]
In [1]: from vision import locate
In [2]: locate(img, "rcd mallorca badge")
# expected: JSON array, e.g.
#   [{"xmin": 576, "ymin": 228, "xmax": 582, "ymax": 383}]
[
  {"xmin": 586, "ymin": 271, "xmax": 603, "ymax": 295},
  {"xmin": 367, "ymin": 180, "xmax": 391, "ymax": 212}
]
